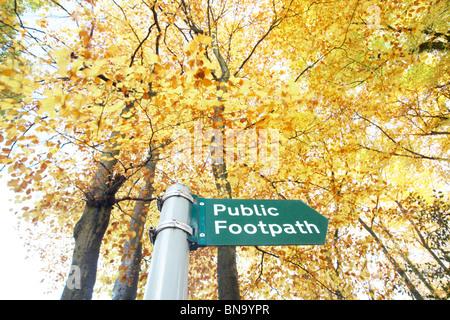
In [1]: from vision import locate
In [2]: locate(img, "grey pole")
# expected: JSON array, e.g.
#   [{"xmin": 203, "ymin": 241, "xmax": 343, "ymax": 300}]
[{"xmin": 143, "ymin": 183, "xmax": 193, "ymax": 300}]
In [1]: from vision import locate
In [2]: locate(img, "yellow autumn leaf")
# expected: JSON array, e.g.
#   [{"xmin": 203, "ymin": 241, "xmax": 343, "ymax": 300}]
[{"xmin": 3, "ymin": 0, "xmax": 447, "ymax": 301}]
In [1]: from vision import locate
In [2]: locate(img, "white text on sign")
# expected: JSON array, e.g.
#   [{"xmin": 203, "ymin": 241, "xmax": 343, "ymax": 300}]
[
  {"xmin": 213, "ymin": 203, "xmax": 279, "ymax": 216},
  {"xmin": 212, "ymin": 204, "xmax": 320, "ymax": 237}
]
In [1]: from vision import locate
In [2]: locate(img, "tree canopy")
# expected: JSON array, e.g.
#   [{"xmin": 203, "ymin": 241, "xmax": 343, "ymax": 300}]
[{"xmin": 0, "ymin": 0, "xmax": 449, "ymax": 299}]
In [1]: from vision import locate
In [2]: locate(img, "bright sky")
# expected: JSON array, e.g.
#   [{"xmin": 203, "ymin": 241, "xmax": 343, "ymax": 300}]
[
  {"xmin": 0, "ymin": 178, "xmax": 60, "ymax": 299},
  {"xmin": 0, "ymin": 2, "xmax": 76, "ymax": 300}
]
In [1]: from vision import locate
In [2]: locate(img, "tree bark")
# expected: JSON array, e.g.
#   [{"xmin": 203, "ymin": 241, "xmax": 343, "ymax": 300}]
[
  {"xmin": 379, "ymin": 222, "xmax": 439, "ymax": 298},
  {"xmin": 112, "ymin": 147, "xmax": 158, "ymax": 300},
  {"xmin": 61, "ymin": 133, "xmax": 124, "ymax": 300},
  {"xmin": 180, "ymin": 0, "xmax": 241, "ymax": 300},
  {"xmin": 61, "ymin": 199, "xmax": 115, "ymax": 299},
  {"xmin": 359, "ymin": 218, "xmax": 424, "ymax": 300},
  {"xmin": 217, "ymin": 246, "xmax": 240, "ymax": 300},
  {"xmin": 211, "ymin": 154, "xmax": 241, "ymax": 299},
  {"xmin": 211, "ymin": 124, "xmax": 240, "ymax": 300}
]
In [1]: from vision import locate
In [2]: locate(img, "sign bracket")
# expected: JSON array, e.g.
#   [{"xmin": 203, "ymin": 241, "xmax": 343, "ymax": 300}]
[
  {"xmin": 188, "ymin": 195, "xmax": 206, "ymax": 250},
  {"xmin": 157, "ymin": 188, "xmax": 194, "ymax": 211},
  {"xmin": 149, "ymin": 219, "xmax": 194, "ymax": 245}
]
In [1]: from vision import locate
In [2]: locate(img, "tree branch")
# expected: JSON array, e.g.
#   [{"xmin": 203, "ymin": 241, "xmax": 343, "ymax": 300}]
[
  {"xmin": 253, "ymin": 246, "xmax": 343, "ymax": 298},
  {"xmin": 115, "ymin": 196, "xmax": 157, "ymax": 203},
  {"xmin": 356, "ymin": 113, "xmax": 449, "ymax": 161},
  {"xmin": 129, "ymin": 22, "xmax": 155, "ymax": 67},
  {"xmin": 233, "ymin": 18, "xmax": 280, "ymax": 77}
]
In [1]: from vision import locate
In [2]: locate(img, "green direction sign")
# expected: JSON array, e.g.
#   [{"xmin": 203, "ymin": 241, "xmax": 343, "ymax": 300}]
[{"xmin": 189, "ymin": 197, "xmax": 329, "ymax": 247}]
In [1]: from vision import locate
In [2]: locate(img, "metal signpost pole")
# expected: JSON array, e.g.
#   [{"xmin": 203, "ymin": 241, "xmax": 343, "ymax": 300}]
[{"xmin": 143, "ymin": 183, "xmax": 194, "ymax": 300}]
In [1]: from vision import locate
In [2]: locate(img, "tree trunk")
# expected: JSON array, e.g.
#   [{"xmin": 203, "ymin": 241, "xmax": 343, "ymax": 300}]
[
  {"xmin": 379, "ymin": 222, "xmax": 439, "ymax": 298},
  {"xmin": 61, "ymin": 133, "xmax": 124, "ymax": 300},
  {"xmin": 211, "ymin": 126, "xmax": 240, "ymax": 300},
  {"xmin": 217, "ymin": 246, "xmax": 240, "ymax": 300},
  {"xmin": 112, "ymin": 147, "xmax": 158, "ymax": 300},
  {"xmin": 61, "ymin": 202, "xmax": 114, "ymax": 299},
  {"xmin": 359, "ymin": 217, "xmax": 424, "ymax": 300},
  {"xmin": 181, "ymin": 7, "xmax": 241, "ymax": 298}
]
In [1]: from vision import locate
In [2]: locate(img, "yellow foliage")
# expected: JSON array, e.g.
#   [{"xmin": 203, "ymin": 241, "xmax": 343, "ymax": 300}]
[{"xmin": 1, "ymin": 0, "xmax": 448, "ymax": 300}]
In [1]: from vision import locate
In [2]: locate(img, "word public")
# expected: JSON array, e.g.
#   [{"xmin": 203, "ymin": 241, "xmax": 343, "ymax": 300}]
[{"xmin": 213, "ymin": 204, "xmax": 321, "ymax": 237}]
